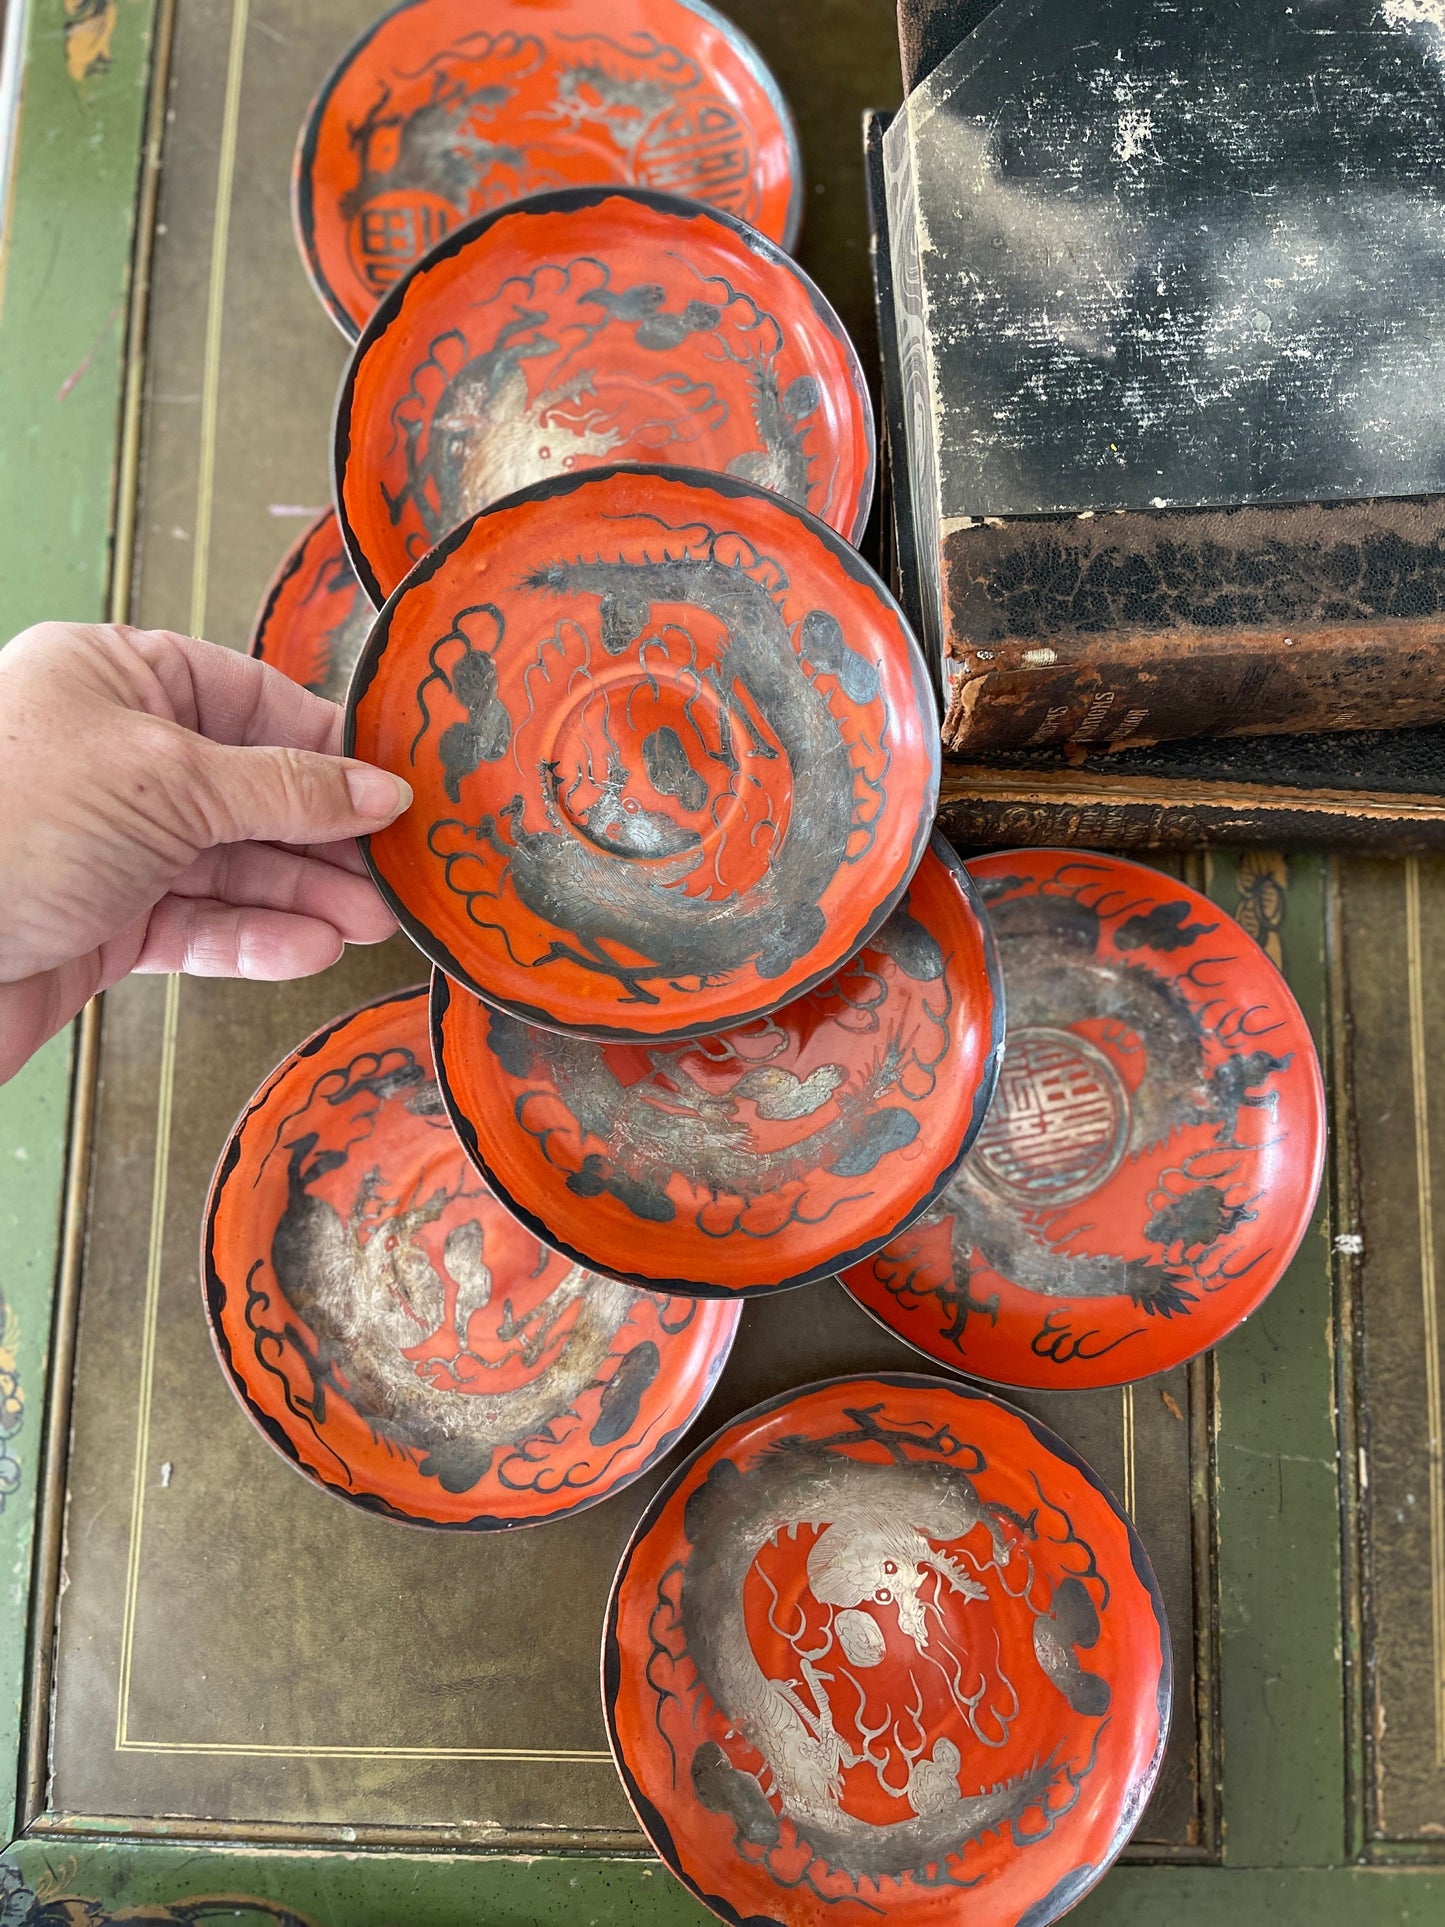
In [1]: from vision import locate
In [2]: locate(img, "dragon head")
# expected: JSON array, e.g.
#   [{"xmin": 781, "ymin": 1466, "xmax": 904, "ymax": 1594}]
[{"xmin": 806, "ymin": 1506, "xmax": 986, "ymax": 1652}]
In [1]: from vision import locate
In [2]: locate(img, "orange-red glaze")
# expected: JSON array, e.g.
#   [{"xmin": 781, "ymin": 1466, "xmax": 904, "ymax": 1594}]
[
  {"xmin": 347, "ymin": 465, "xmax": 938, "ymax": 1041},
  {"xmin": 249, "ymin": 509, "xmax": 375, "ymax": 706},
  {"xmin": 843, "ymin": 850, "xmax": 1327, "ymax": 1389},
  {"xmin": 336, "ymin": 188, "xmax": 873, "ymax": 603},
  {"xmin": 605, "ymin": 1374, "xmax": 1170, "ymax": 1925},
  {"xmin": 203, "ymin": 986, "xmax": 739, "ymax": 1528},
  {"xmin": 431, "ymin": 839, "xmax": 1004, "ymax": 1296},
  {"xmin": 294, "ymin": 0, "xmax": 802, "ymax": 339}
]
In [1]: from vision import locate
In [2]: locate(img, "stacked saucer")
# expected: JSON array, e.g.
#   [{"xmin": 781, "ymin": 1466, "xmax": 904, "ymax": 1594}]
[{"xmin": 242, "ymin": 0, "xmax": 995, "ymax": 1318}]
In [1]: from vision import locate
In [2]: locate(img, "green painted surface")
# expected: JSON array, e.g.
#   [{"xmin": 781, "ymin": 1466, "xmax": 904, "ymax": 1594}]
[
  {"xmin": 0, "ymin": 0, "xmax": 162, "ymax": 1845},
  {"xmin": 0, "ymin": 1028, "xmax": 71, "ymax": 1837},
  {"xmin": 0, "ymin": 0, "xmax": 157, "ymax": 635},
  {"xmin": 1207, "ymin": 854, "xmax": 1345, "ymax": 1867},
  {"xmin": 3, "ymin": 1843, "xmax": 1445, "ymax": 1925}
]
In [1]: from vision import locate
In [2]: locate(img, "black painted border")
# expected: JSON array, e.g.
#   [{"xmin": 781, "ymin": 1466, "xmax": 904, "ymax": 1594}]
[{"xmin": 599, "ymin": 1369, "xmax": 1174, "ymax": 1927}]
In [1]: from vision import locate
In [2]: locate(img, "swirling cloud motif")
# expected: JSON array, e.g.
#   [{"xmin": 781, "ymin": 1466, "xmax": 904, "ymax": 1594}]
[
  {"xmin": 381, "ymin": 257, "xmax": 818, "ymax": 563},
  {"xmin": 1114, "ymin": 899, "xmax": 1220, "ymax": 953},
  {"xmin": 480, "ymin": 882, "xmax": 950, "ymax": 1250},
  {"xmin": 410, "ymin": 603, "xmax": 512, "ymax": 803},
  {"xmin": 422, "ymin": 517, "xmax": 889, "ymax": 1008}
]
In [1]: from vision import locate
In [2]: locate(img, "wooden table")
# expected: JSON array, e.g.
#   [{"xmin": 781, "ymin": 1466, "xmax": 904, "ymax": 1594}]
[{"xmin": 0, "ymin": 1, "xmax": 1441, "ymax": 1918}]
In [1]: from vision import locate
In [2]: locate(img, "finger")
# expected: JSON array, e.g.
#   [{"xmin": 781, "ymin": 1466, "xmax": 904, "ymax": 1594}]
[
  {"xmin": 186, "ymin": 738, "xmax": 411, "ymax": 848},
  {"xmin": 0, "ymin": 963, "xmax": 98, "ymax": 1086},
  {"xmin": 0, "ymin": 916, "xmax": 153, "ymax": 1082},
  {"xmin": 168, "ymin": 843, "xmax": 397, "ymax": 942},
  {"xmin": 287, "ymin": 837, "xmax": 369, "ymax": 877},
  {"xmin": 124, "ymin": 628, "xmax": 352, "ymax": 753},
  {"xmin": 131, "ymin": 897, "xmax": 348, "ymax": 980}
]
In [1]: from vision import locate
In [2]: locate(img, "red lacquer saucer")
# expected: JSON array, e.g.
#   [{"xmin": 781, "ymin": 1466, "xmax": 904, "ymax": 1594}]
[
  {"xmin": 294, "ymin": 0, "xmax": 803, "ymax": 340},
  {"xmin": 249, "ymin": 510, "xmax": 375, "ymax": 706},
  {"xmin": 842, "ymin": 851, "xmax": 1327, "ymax": 1391},
  {"xmin": 604, "ymin": 1372, "xmax": 1170, "ymax": 1926},
  {"xmin": 202, "ymin": 985, "xmax": 740, "ymax": 1529},
  {"xmin": 335, "ymin": 187, "xmax": 874, "ymax": 603},
  {"xmin": 431, "ymin": 838, "xmax": 1005, "ymax": 1297},
  {"xmin": 346, "ymin": 464, "xmax": 939, "ymax": 1042}
]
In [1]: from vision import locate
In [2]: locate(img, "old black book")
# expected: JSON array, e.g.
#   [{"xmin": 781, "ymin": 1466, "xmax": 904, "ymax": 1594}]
[
  {"xmin": 877, "ymin": 0, "xmax": 1445, "ymax": 764},
  {"xmin": 866, "ymin": 100, "xmax": 1445, "ymax": 849},
  {"xmin": 870, "ymin": 0, "xmax": 1445, "ymax": 844}
]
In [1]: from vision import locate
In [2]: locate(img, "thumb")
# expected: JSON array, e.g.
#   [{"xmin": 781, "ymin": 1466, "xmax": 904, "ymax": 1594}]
[{"xmin": 188, "ymin": 740, "xmax": 412, "ymax": 847}]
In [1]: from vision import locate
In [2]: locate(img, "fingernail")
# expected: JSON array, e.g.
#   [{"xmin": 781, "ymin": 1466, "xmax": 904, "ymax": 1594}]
[{"xmin": 345, "ymin": 764, "xmax": 412, "ymax": 821}]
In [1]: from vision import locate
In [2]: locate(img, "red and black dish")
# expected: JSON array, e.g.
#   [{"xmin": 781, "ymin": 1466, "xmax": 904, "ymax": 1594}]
[
  {"xmin": 248, "ymin": 509, "xmax": 374, "ymax": 707},
  {"xmin": 335, "ymin": 185, "xmax": 874, "ymax": 604},
  {"xmin": 842, "ymin": 851, "xmax": 1327, "ymax": 1390},
  {"xmin": 294, "ymin": 0, "xmax": 803, "ymax": 341},
  {"xmin": 202, "ymin": 986, "xmax": 740, "ymax": 1529},
  {"xmin": 346, "ymin": 463, "xmax": 939, "ymax": 1043},
  {"xmin": 430, "ymin": 837, "xmax": 1005, "ymax": 1297},
  {"xmin": 604, "ymin": 1372, "xmax": 1171, "ymax": 1926}
]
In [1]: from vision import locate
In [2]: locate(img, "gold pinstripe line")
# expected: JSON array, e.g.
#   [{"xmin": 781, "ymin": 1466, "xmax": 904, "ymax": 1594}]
[
  {"xmin": 117, "ymin": 1742, "xmax": 612, "ymax": 1763},
  {"xmin": 1404, "ymin": 855, "xmax": 1445, "ymax": 1766},
  {"xmin": 116, "ymin": 0, "xmax": 251, "ymax": 1752},
  {"xmin": 114, "ymin": 973, "xmax": 181, "ymax": 1749},
  {"xmin": 1120, "ymin": 1383, "xmax": 1137, "ymax": 1519},
  {"xmin": 188, "ymin": 0, "xmax": 251, "ymax": 647}
]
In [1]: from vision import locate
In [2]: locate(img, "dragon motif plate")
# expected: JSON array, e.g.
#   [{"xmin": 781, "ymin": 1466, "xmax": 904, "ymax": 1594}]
[
  {"xmin": 335, "ymin": 186, "xmax": 874, "ymax": 602},
  {"xmin": 604, "ymin": 1373, "xmax": 1170, "ymax": 1926},
  {"xmin": 346, "ymin": 464, "xmax": 938, "ymax": 1041},
  {"xmin": 431, "ymin": 838, "xmax": 1005, "ymax": 1297},
  {"xmin": 842, "ymin": 851, "xmax": 1327, "ymax": 1390},
  {"xmin": 202, "ymin": 985, "xmax": 739, "ymax": 1529},
  {"xmin": 249, "ymin": 510, "xmax": 375, "ymax": 707},
  {"xmin": 294, "ymin": 0, "xmax": 803, "ymax": 339}
]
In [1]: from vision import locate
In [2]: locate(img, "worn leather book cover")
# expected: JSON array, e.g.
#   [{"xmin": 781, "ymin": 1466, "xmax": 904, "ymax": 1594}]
[
  {"xmin": 880, "ymin": 0, "xmax": 1445, "ymax": 754},
  {"xmin": 865, "ymin": 107, "xmax": 1445, "ymax": 847},
  {"xmin": 938, "ymin": 498, "xmax": 1445, "ymax": 753}
]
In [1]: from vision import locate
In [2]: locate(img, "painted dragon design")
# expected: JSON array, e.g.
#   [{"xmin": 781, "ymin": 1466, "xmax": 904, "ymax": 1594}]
[
  {"xmin": 668, "ymin": 1410, "xmax": 1111, "ymax": 1884},
  {"xmin": 925, "ymin": 883, "xmax": 1292, "ymax": 1318},
  {"xmin": 484, "ymin": 891, "xmax": 948, "ymax": 1229},
  {"xmin": 384, "ymin": 266, "xmax": 822, "ymax": 552},
  {"xmin": 260, "ymin": 1064, "xmax": 645, "ymax": 1494},
  {"xmin": 426, "ymin": 533, "xmax": 887, "ymax": 1002}
]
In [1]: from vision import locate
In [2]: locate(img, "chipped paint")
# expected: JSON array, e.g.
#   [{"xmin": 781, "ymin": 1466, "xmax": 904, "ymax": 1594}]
[
  {"xmin": 63, "ymin": 0, "xmax": 117, "ymax": 83},
  {"xmin": 1113, "ymin": 105, "xmax": 1156, "ymax": 164},
  {"xmin": 1383, "ymin": 0, "xmax": 1445, "ymax": 30},
  {"xmin": 891, "ymin": 0, "xmax": 1445, "ymax": 548}
]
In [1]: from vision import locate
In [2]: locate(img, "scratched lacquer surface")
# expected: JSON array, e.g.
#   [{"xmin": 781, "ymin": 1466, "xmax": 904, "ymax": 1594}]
[
  {"xmin": 432, "ymin": 838, "xmax": 1004, "ymax": 1296},
  {"xmin": 203, "ymin": 987, "xmax": 739, "ymax": 1527},
  {"xmin": 606, "ymin": 1376, "xmax": 1170, "ymax": 1925},
  {"xmin": 843, "ymin": 852, "xmax": 1326, "ymax": 1388},
  {"xmin": 347, "ymin": 464, "xmax": 937, "ymax": 1040},
  {"xmin": 336, "ymin": 187, "xmax": 876, "ymax": 602},
  {"xmin": 294, "ymin": 0, "xmax": 804, "ymax": 338},
  {"xmin": 887, "ymin": 0, "xmax": 1445, "ymax": 521}
]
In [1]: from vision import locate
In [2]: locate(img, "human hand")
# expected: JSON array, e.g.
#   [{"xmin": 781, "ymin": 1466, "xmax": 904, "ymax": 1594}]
[{"xmin": 0, "ymin": 622, "xmax": 411, "ymax": 1084}]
